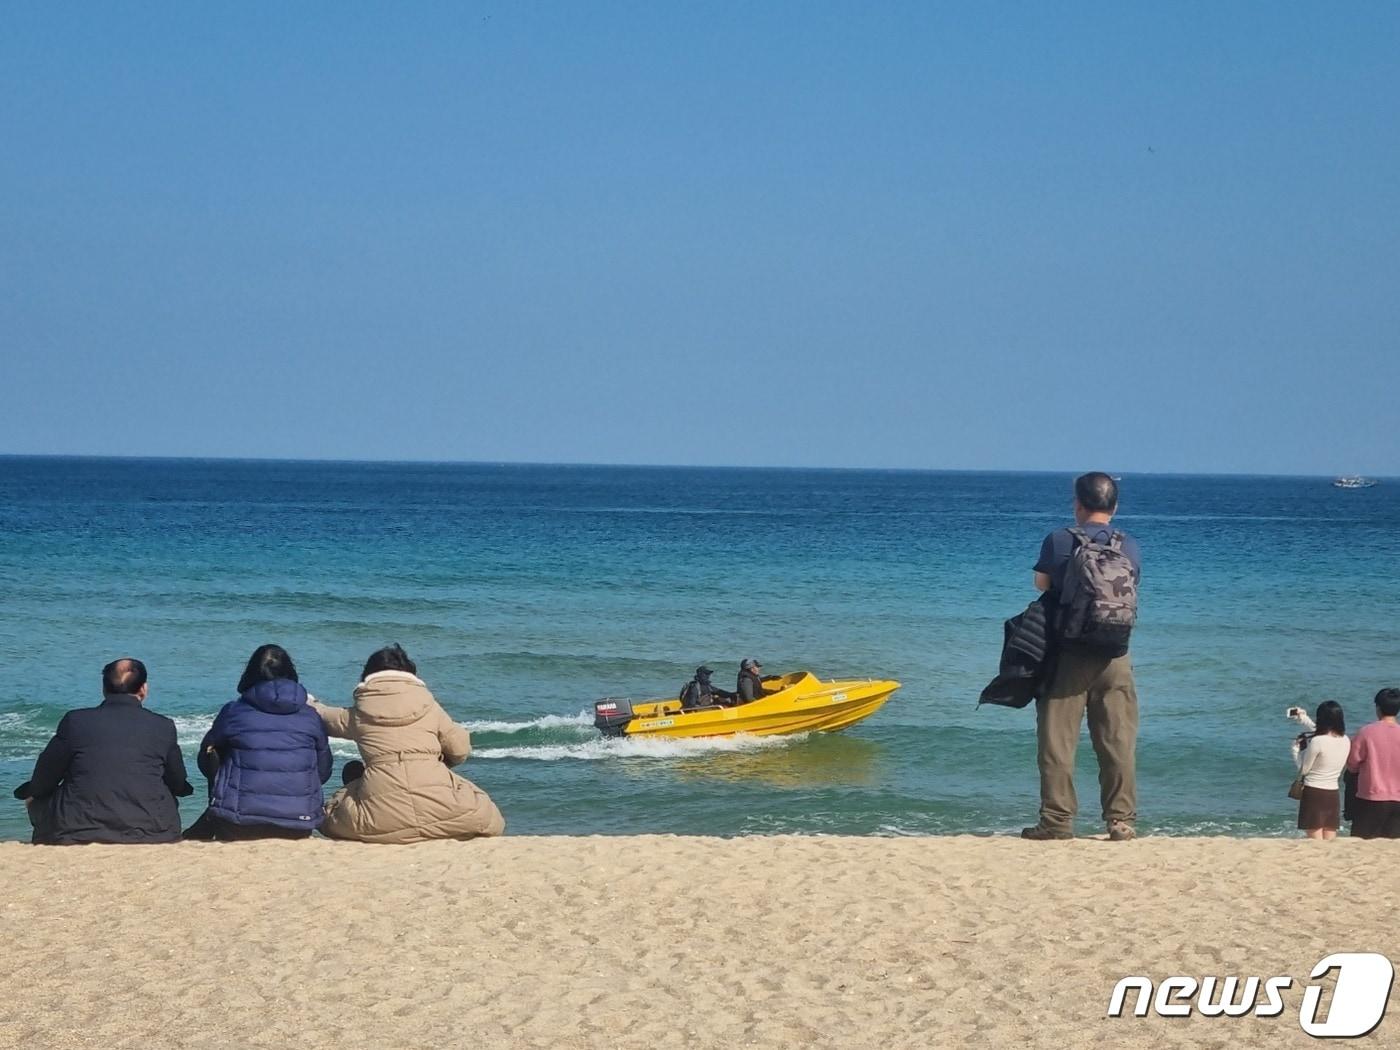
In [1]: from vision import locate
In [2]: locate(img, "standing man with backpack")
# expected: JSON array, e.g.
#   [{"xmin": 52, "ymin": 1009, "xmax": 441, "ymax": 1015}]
[{"xmin": 1022, "ymin": 472, "xmax": 1142, "ymax": 842}]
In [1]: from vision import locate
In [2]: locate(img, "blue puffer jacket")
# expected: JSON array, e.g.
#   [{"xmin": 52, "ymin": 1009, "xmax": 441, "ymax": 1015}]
[{"xmin": 200, "ymin": 679, "xmax": 332, "ymax": 830}]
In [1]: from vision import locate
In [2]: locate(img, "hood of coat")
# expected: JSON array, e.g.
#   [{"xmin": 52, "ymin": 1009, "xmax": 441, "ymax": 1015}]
[
  {"xmin": 352, "ymin": 670, "xmax": 434, "ymax": 726},
  {"xmin": 241, "ymin": 677, "xmax": 310, "ymax": 715}
]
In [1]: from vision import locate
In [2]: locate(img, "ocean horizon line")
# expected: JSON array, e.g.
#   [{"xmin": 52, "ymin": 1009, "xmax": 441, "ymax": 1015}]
[{"xmin": 0, "ymin": 452, "xmax": 1386, "ymax": 482}]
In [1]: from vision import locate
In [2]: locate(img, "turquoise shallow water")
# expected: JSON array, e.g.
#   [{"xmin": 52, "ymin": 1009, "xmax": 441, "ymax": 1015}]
[{"xmin": 1, "ymin": 457, "xmax": 1395, "ymax": 840}]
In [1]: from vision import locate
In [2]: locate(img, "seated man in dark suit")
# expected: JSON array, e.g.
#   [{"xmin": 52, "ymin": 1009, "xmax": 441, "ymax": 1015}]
[{"xmin": 15, "ymin": 658, "xmax": 192, "ymax": 844}]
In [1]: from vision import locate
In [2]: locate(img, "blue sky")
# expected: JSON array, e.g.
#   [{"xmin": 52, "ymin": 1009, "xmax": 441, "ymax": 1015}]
[{"xmin": 2, "ymin": 3, "xmax": 1397, "ymax": 473}]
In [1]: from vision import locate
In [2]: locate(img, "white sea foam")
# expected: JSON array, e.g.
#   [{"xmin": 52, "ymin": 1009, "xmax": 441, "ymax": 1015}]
[
  {"xmin": 474, "ymin": 732, "xmax": 798, "ymax": 762},
  {"xmin": 171, "ymin": 711, "xmax": 595, "ymax": 742},
  {"xmin": 170, "ymin": 714, "xmax": 359, "ymax": 757},
  {"xmin": 463, "ymin": 711, "xmax": 593, "ymax": 734},
  {"xmin": 170, "ymin": 715, "xmax": 214, "ymax": 744}
]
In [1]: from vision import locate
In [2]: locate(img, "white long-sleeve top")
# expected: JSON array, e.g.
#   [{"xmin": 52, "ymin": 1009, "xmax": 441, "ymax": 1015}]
[{"xmin": 1293, "ymin": 731, "xmax": 1351, "ymax": 789}]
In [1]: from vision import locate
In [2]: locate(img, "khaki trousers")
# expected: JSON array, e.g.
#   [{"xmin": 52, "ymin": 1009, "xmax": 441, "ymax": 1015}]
[{"xmin": 1035, "ymin": 647, "xmax": 1138, "ymax": 831}]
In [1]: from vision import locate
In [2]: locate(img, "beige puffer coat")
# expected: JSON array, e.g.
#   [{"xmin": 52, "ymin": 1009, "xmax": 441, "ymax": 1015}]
[{"xmin": 310, "ymin": 671, "xmax": 504, "ymax": 843}]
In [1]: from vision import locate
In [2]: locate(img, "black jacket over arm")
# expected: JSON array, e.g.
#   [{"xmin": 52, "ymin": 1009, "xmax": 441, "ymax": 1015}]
[
  {"xmin": 978, "ymin": 594, "xmax": 1059, "ymax": 709},
  {"xmin": 24, "ymin": 694, "xmax": 193, "ymax": 845}
]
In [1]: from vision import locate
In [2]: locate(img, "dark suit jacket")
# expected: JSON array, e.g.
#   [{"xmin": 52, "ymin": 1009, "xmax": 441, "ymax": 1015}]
[{"xmin": 24, "ymin": 694, "xmax": 193, "ymax": 844}]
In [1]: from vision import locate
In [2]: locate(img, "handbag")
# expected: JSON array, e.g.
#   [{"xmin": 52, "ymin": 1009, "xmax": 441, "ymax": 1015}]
[{"xmin": 1290, "ymin": 730, "xmax": 1313, "ymax": 800}]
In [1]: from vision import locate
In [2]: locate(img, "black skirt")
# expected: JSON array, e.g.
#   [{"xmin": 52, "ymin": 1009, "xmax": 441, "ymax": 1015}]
[{"xmin": 1298, "ymin": 786, "xmax": 1340, "ymax": 830}]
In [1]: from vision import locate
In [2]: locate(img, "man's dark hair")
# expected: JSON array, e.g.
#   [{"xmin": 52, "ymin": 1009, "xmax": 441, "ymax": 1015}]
[
  {"xmin": 102, "ymin": 657, "xmax": 147, "ymax": 695},
  {"xmin": 362, "ymin": 643, "xmax": 416, "ymax": 681},
  {"xmin": 1315, "ymin": 700, "xmax": 1346, "ymax": 737},
  {"xmin": 237, "ymin": 644, "xmax": 299, "ymax": 694},
  {"xmin": 1375, "ymin": 688, "xmax": 1400, "ymax": 718},
  {"xmin": 1074, "ymin": 472, "xmax": 1119, "ymax": 514}
]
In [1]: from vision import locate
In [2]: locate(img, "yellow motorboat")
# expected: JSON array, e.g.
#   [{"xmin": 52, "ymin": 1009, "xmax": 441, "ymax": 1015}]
[{"xmin": 593, "ymin": 671, "xmax": 898, "ymax": 739}]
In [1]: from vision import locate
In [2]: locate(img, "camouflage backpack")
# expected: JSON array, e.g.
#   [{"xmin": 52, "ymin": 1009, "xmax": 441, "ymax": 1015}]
[{"xmin": 1058, "ymin": 527, "xmax": 1138, "ymax": 650}]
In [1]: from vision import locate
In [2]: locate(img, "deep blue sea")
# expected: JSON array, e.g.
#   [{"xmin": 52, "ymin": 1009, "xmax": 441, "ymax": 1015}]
[{"xmin": 1, "ymin": 457, "xmax": 1395, "ymax": 841}]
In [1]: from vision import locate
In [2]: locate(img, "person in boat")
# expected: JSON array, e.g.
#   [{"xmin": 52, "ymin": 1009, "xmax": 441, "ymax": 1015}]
[
  {"xmin": 679, "ymin": 666, "xmax": 737, "ymax": 709},
  {"xmin": 737, "ymin": 658, "xmax": 781, "ymax": 703}
]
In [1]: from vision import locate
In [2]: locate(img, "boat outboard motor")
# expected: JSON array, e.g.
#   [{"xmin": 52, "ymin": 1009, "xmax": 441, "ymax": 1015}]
[{"xmin": 593, "ymin": 697, "xmax": 634, "ymax": 737}]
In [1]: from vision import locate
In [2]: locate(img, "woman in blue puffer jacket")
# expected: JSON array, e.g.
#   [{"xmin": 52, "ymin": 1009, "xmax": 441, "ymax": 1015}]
[{"xmin": 184, "ymin": 644, "xmax": 332, "ymax": 840}]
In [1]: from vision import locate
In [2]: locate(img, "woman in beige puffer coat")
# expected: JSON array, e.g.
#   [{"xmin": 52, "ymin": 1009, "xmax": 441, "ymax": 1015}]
[{"xmin": 310, "ymin": 646, "xmax": 504, "ymax": 843}]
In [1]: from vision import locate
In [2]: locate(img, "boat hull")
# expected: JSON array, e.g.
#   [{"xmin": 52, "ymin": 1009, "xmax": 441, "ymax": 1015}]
[{"xmin": 598, "ymin": 672, "xmax": 899, "ymax": 739}]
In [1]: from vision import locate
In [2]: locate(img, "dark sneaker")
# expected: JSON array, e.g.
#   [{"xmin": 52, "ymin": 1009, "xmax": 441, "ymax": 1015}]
[
  {"xmin": 1107, "ymin": 820, "xmax": 1136, "ymax": 842},
  {"xmin": 1020, "ymin": 824, "xmax": 1073, "ymax": 840}
]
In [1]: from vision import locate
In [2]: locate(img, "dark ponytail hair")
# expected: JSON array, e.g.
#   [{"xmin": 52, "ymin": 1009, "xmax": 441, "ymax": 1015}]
[
  {"xmin": 1314, "ymin": 700, "xmax": 1345, "ymax": 737},
  {"xmin": 362, "ymin": 643, "xmax": 416, "ymax": 681},
  {"xmin": 238, "ymin": 644, "xmax": 299, "ymax": 694}
]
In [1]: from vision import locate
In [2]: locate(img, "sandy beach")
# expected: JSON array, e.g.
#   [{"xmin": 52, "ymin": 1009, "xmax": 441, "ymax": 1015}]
[{"xmin": 1, "ymin": 836, "xmax": 1397, "ymax": 1049}]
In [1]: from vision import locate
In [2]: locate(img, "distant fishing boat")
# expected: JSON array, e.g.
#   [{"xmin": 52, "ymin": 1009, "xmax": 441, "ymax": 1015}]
[{"xmin": 1333, "ymin": 475, "xmax": 1378, "ymax": 489}]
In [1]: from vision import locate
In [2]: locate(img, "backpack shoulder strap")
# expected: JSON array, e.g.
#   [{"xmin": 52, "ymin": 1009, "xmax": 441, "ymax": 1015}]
[{"xmin": 1070, "ymin": 525, "xmax": 1120, "ymax": 549}]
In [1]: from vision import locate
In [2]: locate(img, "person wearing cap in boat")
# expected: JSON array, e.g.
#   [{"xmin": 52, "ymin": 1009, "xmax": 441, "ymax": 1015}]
[
  {"xmin": 679, "ymin": 666, "xmax": 737, "ymax": 709},
  {"xmin": 737, "ymin": 658, "xmax": 781, "ymax": 704}
]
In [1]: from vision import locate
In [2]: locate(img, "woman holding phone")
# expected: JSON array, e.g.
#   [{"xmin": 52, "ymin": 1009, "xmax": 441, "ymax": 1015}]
[{"xmin": 1288, "ymin": 701, "xmax": 1349, "ymax": 840}]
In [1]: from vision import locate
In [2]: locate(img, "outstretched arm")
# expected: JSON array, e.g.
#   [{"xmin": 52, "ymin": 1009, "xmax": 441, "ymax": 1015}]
[{"xmin": 307, "ymin": 696, "xmax": 352, "ymax": 739}]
